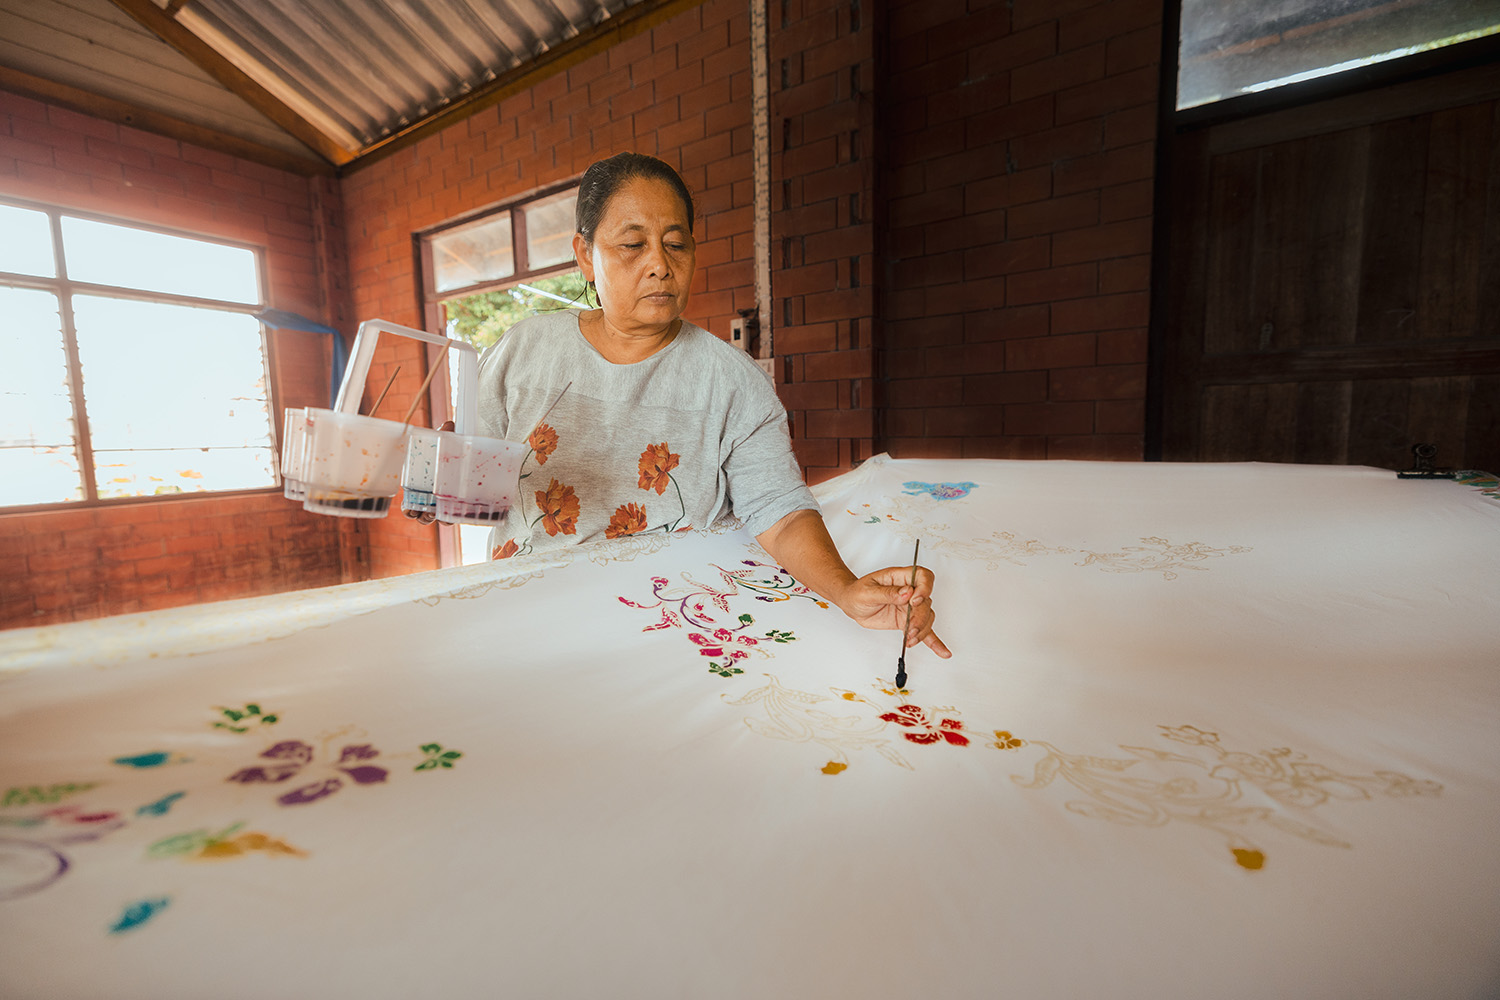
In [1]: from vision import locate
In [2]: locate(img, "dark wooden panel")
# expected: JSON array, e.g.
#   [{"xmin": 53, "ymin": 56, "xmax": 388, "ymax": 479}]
[{"xmin": 1159, "ymin": 66, "xmax": 1500, "ymax": 472}]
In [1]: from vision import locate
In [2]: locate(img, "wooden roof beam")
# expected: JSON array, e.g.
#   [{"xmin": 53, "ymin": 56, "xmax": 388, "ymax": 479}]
[{"xmin": 106, "ymin": 0, "xmax": 358, "ymax": 166}]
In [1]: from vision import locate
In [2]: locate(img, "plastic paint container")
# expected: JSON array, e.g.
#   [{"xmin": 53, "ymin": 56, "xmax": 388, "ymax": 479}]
[
  {"xmin": 280, "ymin": 407, "xmax": 311, "ymax": 501},
  {"xmin": 433, "ymin": 433, "xmax": 528, "ymax": 524},
  {"xmin": 300, "ymin": 409, "xmax": 409, "ymax": 518}
]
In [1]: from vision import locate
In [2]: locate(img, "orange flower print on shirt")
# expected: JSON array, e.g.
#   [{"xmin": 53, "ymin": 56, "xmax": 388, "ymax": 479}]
[
  {"xmin": 637, "ymin": 443, "xmax": 680, "ymax": 496},
  {"xmin": 491, "ymin": 539, "xmax": 520, "ymax": 560},
  {"xmin": 606, "ymin": 503, "xmax": 648, "ymax": 539},
  {"xmin": 527, "ymin": 423, "xmax": 558, "ymax": 465},
  {"xmin": 535, "ymin": 479, "xmax": 580, "ymax": 536}
]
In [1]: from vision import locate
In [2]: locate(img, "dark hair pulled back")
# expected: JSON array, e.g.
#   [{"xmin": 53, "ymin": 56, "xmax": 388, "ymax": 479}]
[{"xmin": 575, "ymin": 153, "xmax": 695, "ymax": 246}]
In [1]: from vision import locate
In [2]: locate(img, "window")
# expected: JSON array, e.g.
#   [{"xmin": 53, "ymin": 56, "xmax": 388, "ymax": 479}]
[
  {"xmin": 419, "ymin": 183, "xmax": 585, "ymax": 564},
  {"xmin": 0, "ymin": 199, "xmax": 275, "ymax": 508},
  {"xmin": 1177, "ymin": 0, "xmax": 1500, "ymax": 111}
]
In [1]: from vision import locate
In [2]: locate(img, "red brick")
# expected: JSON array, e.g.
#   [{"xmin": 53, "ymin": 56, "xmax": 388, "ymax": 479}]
[
  {"xmin": 1007, "ymin": 191, "xmax": 1099, "ymax": 238},
  {"xmin": 1005, "ymin": 400, "xmax": 1095, "ymax": 435},
  {"xmin": 1006, "ymin": 262, "xmax": 1097, "ymax": 305},
  {"xmin": 964, "ymin": 304, "xmax": 1052, "ymax": 342},
  {"xmin": 1106, "ymin": 25, "xmax": 1163, "ymax": 75},
  {"xmin": 1050, "ymin": 290, "xmax": 1149, "ymax": 333},
  {"xmin": 1010, "ymin": 120, "xmax": 1104, "ymax": 169},
  {"xmin": 963, "ymin": 370, "xmax": 1048, "ymax": 404},
  {"xmin": 968, "ymin": 22, "xmax": 1057, "ymax": 73},
  {"xmin": 923, "ymin": 341, "xmax": 1008, "ymax": 376},
  {"xmin": 1100, "ymin": 255, "xmax": 1151, "ymax": 293},
  {"xmin": 1059, "ymin": 0, "xmax": 1160, "ymax": 52},
  {"xmin": 886, "ymin": 436, "xmax": 965, "ymax": 459},
  {"xmin": 1096, "ymin": 327, "xmax": 1149, "ymax": 365},
  {"xmin": 1007, "ymin": 332, "xmax": 1097, "ymax": 371},
  {"xmin": 1100, "ymin": 178, "xmax": 1154, "ymax": 221},
  {"xmin": 886, "ymin": 314, "xmax": 964, "ymax": 348},
  {"xmin": 1011, "ymin": 43, "xmax": 1107, "ymax": 101},
  {"xmin": 925, "ymin": 404, "xmax": 1005, "ymax": 436},
  {"xmin": 965, "ymin": 96, "xmax": 1055, "ymax": 148},
  {"xmin": 806, "ymin": 408, "xmax": 875, "ymax": 438},
  {"xmin": 1051, "ymin": 218, "xmax": 1152, "ymax": 265},
  {"xmin": 1095, "ymin": 398, "xmax": 1146, "ymax": 434},
  {"xmin": 1048, "ymin": 363, "xmax": 1146, "ymax": 401},
  {"xmin": 962, "ymin": 436, "xmax": 1049, "ymax": 459},
  {"xmin": 963, "ymin": 236, "xmax": 1051, "ymax": 279},
  {"xmin": 802, "ymin": 347, "xmax": 875, "ymax": 381},
  {"xmin": 887, "ymin": 376, "xmax": 963, "ymax": 408},
  {"xmin": 1057, "ymin": 66, "xmax": 1158, "ymax": 125},
  {"xmin": 1046, "ymin": 433, "xmax": 1142, "ymax": 460}
]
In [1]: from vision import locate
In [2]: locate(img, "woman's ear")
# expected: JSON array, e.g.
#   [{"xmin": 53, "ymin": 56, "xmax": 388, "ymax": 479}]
[{"xmin": 572, "ymin": 233, "xmax": 594, "ymax": 281}]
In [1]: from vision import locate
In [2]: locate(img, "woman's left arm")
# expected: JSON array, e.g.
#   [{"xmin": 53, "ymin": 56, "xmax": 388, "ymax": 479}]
[{"xmin": 756, "ymin": 509, "xmax": 951, "ymax": 657}]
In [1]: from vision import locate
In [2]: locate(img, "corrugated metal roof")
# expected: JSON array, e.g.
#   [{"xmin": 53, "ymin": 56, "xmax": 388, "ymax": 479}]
[
  {"xmin": 0, "ymin": 0, "xmax": 648, "ymax": 170},
  {"xmin": 176, "ymin": 0, "xmax": 638, "ymax": 149}
]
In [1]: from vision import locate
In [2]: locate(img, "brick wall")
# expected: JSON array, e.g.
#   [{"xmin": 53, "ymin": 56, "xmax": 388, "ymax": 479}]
[
  {"xmin": 340, "ymin": 0, "xmax": 755, "ymax": 576},
  {"xmin": 0, "ymin": 90, "xmax": 353, "ymax": 629},
  {"xmin": 770, "ymin": 0, "xmax": 880, "ymax": 483},
  {"xmin": 880, "ymin": 0, "xmax": 1159, "ymax": 460}
]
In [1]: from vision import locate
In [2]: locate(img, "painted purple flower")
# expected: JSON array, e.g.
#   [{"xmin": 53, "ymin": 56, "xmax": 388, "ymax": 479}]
[
  {"xmin": 230, "ymin": 740, "xmax": 387, "ymax": 806},
  {"xmin": 278, "ymin": 778, "xmax": 342, "ymax": 806}
]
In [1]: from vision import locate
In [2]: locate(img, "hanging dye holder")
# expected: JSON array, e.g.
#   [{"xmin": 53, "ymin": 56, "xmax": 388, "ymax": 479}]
[{"xmin": 286, "ymin": 319, "xmax": 480, "ymax": 519}]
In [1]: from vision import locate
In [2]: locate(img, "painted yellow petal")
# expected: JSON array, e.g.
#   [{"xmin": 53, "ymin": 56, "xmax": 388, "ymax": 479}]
[
  {"xmin": 821, "ymin": 761, "xmax": 848, "ymax": 775},
  {"xmin": 1233, "ymin": 848, "xmax": 1265, "ymax": 870}
]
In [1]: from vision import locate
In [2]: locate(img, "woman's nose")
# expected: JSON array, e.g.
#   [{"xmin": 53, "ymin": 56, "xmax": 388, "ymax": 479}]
[{"xmin": 645, "ymin": 242, "xmax": 671, "ymax": 277}]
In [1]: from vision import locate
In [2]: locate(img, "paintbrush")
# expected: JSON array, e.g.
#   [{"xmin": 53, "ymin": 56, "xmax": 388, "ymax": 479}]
[
  {"xmin": 894, "ymin": 538, "xmax": 920, "ymax": 690},
  {"xmin": 531, "ymin": 380, "xmax": 573, "ymax": 433},
  {"xmin": 401, "ymin": 351, "xmax": 450, "ymax": 428},
  {"xmin": 365, "ymin": 365, "xmax": 401, "ymax": 417}
]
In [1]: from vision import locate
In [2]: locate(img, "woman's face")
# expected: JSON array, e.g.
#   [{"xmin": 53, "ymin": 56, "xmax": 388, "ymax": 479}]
[{"xmin": 574, "ymin": 176, "xmax": 695, "ymax": 335}]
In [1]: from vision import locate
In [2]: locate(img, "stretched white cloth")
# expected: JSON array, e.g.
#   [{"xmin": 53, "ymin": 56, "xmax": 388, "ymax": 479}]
[{"xmin": 3, "ymin": 456, "xmax": 1498, "ymax": 1000}]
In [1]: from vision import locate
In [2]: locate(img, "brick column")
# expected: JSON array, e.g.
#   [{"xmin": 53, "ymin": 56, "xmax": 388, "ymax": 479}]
[{"xmin": 771, "ymin": 0, "xmax": 879, "ymax": 483}]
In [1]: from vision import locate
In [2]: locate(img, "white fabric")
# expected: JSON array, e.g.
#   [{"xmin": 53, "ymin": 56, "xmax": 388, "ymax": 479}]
[{"xmin": 2, "ymin": 457, "xmax": 1498, "ymax": 1000}]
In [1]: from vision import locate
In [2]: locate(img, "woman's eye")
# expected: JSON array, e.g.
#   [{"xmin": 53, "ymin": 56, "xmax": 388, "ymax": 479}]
[{"xmin": 621, "ymin": 243, "xmax": 643, "ymax": 250}]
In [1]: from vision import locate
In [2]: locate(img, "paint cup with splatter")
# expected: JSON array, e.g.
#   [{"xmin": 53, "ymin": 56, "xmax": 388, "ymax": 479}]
[
  {"xmin": 433, "ymin": 433, "xmax": 527, "ymax": 524},
  {"xmin": 299, "ymin": 409, "xmax": 409, "ymax": 518},
  {"xmin": 400, "ymin": 426, "xmax": 457, "ymax": 515},
  {"xmin": 280, "ymin": 407, "xmax": 312, "ymax": 501}
]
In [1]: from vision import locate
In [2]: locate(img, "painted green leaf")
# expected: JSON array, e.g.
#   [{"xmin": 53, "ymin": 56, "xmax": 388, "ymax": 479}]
[
  {"xmin": 440, "ymin": 751, "xmax": 462, "ymax": 760},
  {"xmin": 420, "ymin": 743, "xmax": 441, "ymax": 753}
]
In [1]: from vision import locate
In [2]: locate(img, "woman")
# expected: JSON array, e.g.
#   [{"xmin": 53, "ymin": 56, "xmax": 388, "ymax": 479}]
[{"xmin": 474, "ymin": 152, "xmax": 949, "ymax": 658}]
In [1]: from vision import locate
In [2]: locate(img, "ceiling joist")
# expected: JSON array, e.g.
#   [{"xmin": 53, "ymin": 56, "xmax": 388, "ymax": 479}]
[{"xmin": 106, "ymin": 0, "xmax": 357, "ymax": 166}]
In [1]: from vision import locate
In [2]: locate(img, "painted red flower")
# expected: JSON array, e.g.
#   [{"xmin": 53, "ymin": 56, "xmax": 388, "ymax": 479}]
[
  {"xmin": 527, "ymin": 422, "xmax": 558, "ymax": 464},
  {"xmin": 606, "ymin": 502, "xmax": 648, "ymax": 538},
  {"xmin": 535, "ymin": 478, "xmax": 580, "ymax": 536},
  {"xmin": 637, "ymin": 442, "xmax": 680, "ymax": 495},
  {"xmin": 879, "ymin": 705, "xmax": 970, "ymax": 746},
  {"xmin": 492, "ymin": 539, "xmax": 520, "ymax": 560}
]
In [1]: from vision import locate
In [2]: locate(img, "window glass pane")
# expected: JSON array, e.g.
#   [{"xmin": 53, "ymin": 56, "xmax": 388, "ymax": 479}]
[
  {"xmin": 72, "ymin": 296, "xmax": 275, "ymax": 497},
  {"xmin": 1178, "ymin": 0, "xmax": 1500, "ymax": 110},
  {"xmin": 0, "ymin": 286, "xmax": 82, "ymax": 505},
  {"xmin": 0, "ymin": 204, "xmax": 56, "ymax": 277},
  {"xmin": 524, "ymin": 191, "xmax": 578, "ymax": 271},
  {"xmin": 61, "ymin": 217, "xmax": 259, "ymax": 303},
  {"xmin": 432, "ymin": 215, "xmax": 514, "ymax": 293}
]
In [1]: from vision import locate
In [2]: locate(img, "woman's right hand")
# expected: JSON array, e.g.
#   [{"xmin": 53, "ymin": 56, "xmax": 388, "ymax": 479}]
[{"xmin": 404, "ymin": 421, "xmax": 455, "ymax": 524}]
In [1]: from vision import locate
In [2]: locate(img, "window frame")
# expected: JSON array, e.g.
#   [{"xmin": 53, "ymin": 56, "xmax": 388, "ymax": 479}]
[
  {"xmin": 415, "ymin": 180, "xmax": 583, "ymax": 569},
  {"xmin": 0, "ymin": 195, "xmax": 275, "ymax": 513},
  {"xmin": 1168, "ymin": 6, "xmax": 1500, "ymax": 131},
  {"xmin": 418, "ymin": 179, "xmax": 583, "ymax": 312}
]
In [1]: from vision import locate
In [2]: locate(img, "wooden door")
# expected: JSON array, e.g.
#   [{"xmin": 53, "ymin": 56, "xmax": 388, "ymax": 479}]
[{"xmin": 1159, "ymin": 65, "xmax": 1500, "ymax": 473}]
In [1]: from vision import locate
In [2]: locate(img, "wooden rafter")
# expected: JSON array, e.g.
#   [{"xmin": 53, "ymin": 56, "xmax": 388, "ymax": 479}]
[{"xmin": 106, "ymin": 0, "xmax": 357, "ymax": 166}]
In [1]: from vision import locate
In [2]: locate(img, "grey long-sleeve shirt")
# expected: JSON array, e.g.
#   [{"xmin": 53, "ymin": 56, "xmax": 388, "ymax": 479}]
[{"xmin": 475, "ymin": 310, "xmax": 816, "ymax": 558}]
